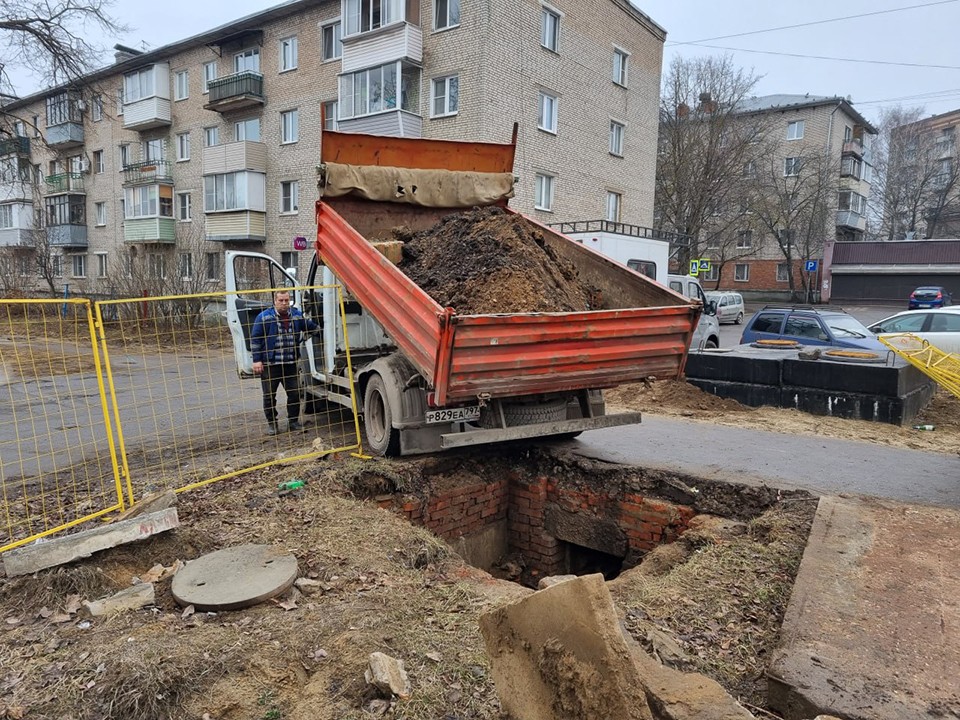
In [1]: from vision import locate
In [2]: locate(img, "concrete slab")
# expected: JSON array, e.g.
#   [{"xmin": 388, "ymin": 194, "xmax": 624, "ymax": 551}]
[
  {"xmin": 768, "ymin": 496, "xmax": 960, "ymax": 719},
  {"xmin": 171, "ymin": 544, "xmax": 298, "ymax": 611}
]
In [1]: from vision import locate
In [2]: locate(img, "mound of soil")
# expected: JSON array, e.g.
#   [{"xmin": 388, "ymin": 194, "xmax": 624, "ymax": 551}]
[{"xmin": 397, "ymin": 206, "xmax": 598, "ymax": 314}]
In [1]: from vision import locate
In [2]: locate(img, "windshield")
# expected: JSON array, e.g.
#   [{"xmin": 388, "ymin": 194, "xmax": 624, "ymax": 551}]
[{"xmin": 828, "ymin": 316, "xmax": 871, "ymax": 338}]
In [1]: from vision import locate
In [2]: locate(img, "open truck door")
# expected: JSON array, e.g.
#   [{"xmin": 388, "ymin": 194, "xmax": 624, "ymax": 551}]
[{"xmin": 224, "ymin": 250, "xmax": 300, "ymax": 377}]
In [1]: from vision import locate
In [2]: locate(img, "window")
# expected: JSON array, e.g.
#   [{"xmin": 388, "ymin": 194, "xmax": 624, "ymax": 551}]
[
  {"xmin": 95, "ymin": 201, "xmax": 106, "ymax": 226},
  {"xmin": 235, "ymin": 118, "xmax": 261, "ymax": 142},
  {"xmin": 13, "ymin": 120, "xmax": 25, "ymax": 137},
  {"xmin": 203, "ymin": 62, "xmax": 218, "ymax": 93},
  {"xmin": 124, "ymin": 185, "xmax": 173, "ymax": 218},
  {"xmin": 280, "ymin": 110, "xmax": 299, "ymax": 144},
  {"xmin": 743, "ymin": 161, "xmax": 756, "ymax": 178},
  {"xmin": 838, "ymin": 190, "xmax": 867, "ymax": 215},
  {"xmin": 279, "ymin": 36, "xmax": 298, "ymax": 71},
  {"xmin": 46, "ymin": 92, "xmax": 80, "ymax": 126},
  {"xmin": 52, "ymin": 255, "xmax": 62, "ymax": 278},
  {"xmin": 344, "ymin": 0, "xmax": 403, "ymax": 35},
  {"xmin": 786, "ymin": 120, "xmax": 804, "ymax": 140},
  {"xmin": 702, "ymin": 265, "xmax": 719, "ymax": 282},
  {"xmin": 322, "ymin": 21, "xmax": 343, "ymax": 61},
  {"xmin": 626, "ymin": 260, "xmax": 656, "ymax": 280},
  {"xmin": 751, "ymin": 312, "xmax": 783, "ymax": 334},
  {"xmin": 142, "ymin": 138, "xmax": 164, "ymax": 162},
  {"xmin": 176, "ymin": 132, "xmax": 190, "ymax": 161},
  {"xmin": 734, "ymin": 263, "xmax": 750, "ymax": 282},
  {"xmin": 339, "ymin": 62, "xmax": 418, "ymax": 118},
  {"xmin": 116, "ymin": 88, "xmax": 123, "ymax": 116},
  {"xmin": 534, "ymin": 173, "xmax": 555, "ymax": 211},
  {"xmin": 777, "ymin": 229, "xmax": 796, "ymax": 246},
  {"xmin": 0, "ymin": 205, "xmax": 12, "ymax": 228},
  {"xmin": 93, "ymin": 150, "xmax": 104, "ymax": 174},
  {"xmin": 736, "ymin": 230, "xmax": 752, "ymax": 249},
  {"xmin": 613, "ymin": 48, "xmax": 629, "ymax": 86},
  {"xmin": 45, "ymin": 195, "xmax": 85, "ymax": 226},
  {"xmin": 204, "ymin": 172, "xmax": 252, "ymax": 211},
  {"xmin": 609, "ymin": 120, "xmax": 624, "ymax": 156},
  {"xmin": 119, "ymin": 144, "xmax": 131, "ymax": 169},
  {"xmin": 844, "ymin": 125, "xmax": 852, "ymax": 141},
  {"xmin": 605, "ymin": 191, "xmax": 622, "ymax": 222},
  {"xmin": 31, "ymin": 115, "xmax": 40, "ymax": 136},
  {"xmin": 280, "ymin": 180, "xmax": 300, "ymax": 213},
  {"xmin": 281, "ymin": 251, "xmax": 298, "ymax": 274},
  {"xmin": 148, "ymin": 253, "xmax": 166, "ymax": 279},
  {"xmin": 323, "ymin": 100, "xmax": 338, "ymax": 131},
  {"xmin": 431, "ymin": 75, "xmax": 459, "ymax": 117},
  {"xmin": 97, "ymin": 253, "xmax": 108, "ymax": 278},
  {"xmin": 206, "ymin": 252, "xmax": 221, "ymax": 281},
  {"xmin": 784, "ymin": 157, "xmax": 802, "ymax": 176},
  {"xmin": 541, "ymin": 6, "xmax": 560, "ymax": 52},
  {"xmin": 174, "ymin": 70, "xmax": 189, "ymax": 101},
  {"xmin": 177, "ymin": 192, "xmax": 192, "ymax": 221},
  {"xmin": 841, "ymin": 155, "xmax": 862, "ymax": 179},
  {"xmin": 179, "ymin": 252, "xmax": 193, "ymax": 280},
  {"xmin": 123, "ymin": 67, "xmax": 155, "ymax": 103},
  {"xmin": 71, "ymin": 254, "xmax": 86, "ymax": 278},
  {"xmin": 435, "ymin": 0, "xmax": 460, "ymax": 29},
  {"xmin": 204, "ymin": 127, "xmax": 219, "ymax": 147},
  {"xmin": 234, "ymin": 48, "xmax": 261, "ymax": 74},
  {"xmin": 931, "ymin": 314, "xmax": 960, "ymax": 332},
  {"xmin": 538, "ymin": 91, "xmax": 558, "ymax": 133},
  {"xmin": 776, "ymin": 263, "xmax": 789, "ymax": 282},
  {"xmin": 784, "ymin": 316, "xmax": 825, "ymax": 339}
]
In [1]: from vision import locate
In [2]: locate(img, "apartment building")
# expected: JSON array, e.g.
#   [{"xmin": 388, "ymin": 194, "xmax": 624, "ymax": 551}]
[
  {"xmin": 0, "ymin": 0, "xmax": 665, "ymax": 294},
  {"xmin": 697, "ymin": 94, "xmax": 877, "ymax": 299}
]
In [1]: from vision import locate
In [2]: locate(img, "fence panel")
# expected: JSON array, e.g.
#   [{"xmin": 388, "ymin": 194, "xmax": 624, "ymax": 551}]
[{"xmin": 0, "ymin": 299, "xmax": 125, "ymax": 552}]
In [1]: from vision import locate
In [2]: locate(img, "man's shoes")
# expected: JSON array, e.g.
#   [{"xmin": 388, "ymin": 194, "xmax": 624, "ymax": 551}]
[
  {"xmin": 266, "ymin": 423, "xmax": 279, "ymax": 436},
  {"xmin": 288, "ymin": 420, "xmax": 304, "ymax": 432}
]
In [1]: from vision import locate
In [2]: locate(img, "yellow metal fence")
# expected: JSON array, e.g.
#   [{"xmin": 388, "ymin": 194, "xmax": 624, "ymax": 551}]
[
  {"xmin": 878, "ymin": 333, "xmax": 960, "ymax": 399},
  {"xmin": 0, "ymin": 287, "xmax": 362, "ymax": 552}
]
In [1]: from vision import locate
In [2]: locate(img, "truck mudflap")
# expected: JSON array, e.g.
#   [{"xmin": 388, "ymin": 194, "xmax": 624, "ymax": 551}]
[{"xmin": 438, "ymin": 412, "xmax": 642, "ymax": 450}]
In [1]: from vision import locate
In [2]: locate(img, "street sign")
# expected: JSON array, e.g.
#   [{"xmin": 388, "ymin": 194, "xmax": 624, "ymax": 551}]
[
  {"xmin": 293, "ymin": 236, "xmax": 308, "ymax": 251},
  {"xmin": 698, "ymin": 258, "xmax": 712, "ymax": 272},
  {"xmin": 805, "ymin": 260, "xmax": 818, "ymax": 272},
  {"xmin": 689, "ymin": 260, "xmax": 699, "ymax": 276}
]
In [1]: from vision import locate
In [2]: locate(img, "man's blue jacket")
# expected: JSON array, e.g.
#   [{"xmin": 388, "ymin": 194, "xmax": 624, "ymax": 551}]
[{"xmin": 250, "ymin": 307, "xmax": 319, "ymax": 364}]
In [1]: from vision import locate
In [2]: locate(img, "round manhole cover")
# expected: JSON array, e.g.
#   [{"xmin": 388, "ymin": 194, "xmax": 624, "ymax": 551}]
[
  {"xmin": 822, "ymin": 349, "xmax": 885, "ymax": 364},
  {"xmin": 751, "ymin": 339, "xmax": 801, "ymax": 349},
  {"xmin": 172, "ymin": 544, "xmax": 298, "ymax": 611}
]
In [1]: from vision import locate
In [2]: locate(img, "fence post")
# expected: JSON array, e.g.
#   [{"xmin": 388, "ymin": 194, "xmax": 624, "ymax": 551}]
[{"xmin": 61, "ymin": 284, "xmax": 70, "ymax": 317}]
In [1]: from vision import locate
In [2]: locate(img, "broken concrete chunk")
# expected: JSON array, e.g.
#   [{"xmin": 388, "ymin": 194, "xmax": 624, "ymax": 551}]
[
  {"xmin": 365, "ymin": 652, "xmax": 411, "ymax": 699},
  {"xmin": 294, "ymin": 577, "xmax": 324, "ymax": 595},
  {"xmin": 536, "ymin": 574, "xmax": 576, "ymax": 590},
  {"xmin": 113, "ymin": 490, "xmax": 178, "ymax": 523},
  {"xmin": 82, "ymin": 583, "xmax": 155, "ymax": 617}
]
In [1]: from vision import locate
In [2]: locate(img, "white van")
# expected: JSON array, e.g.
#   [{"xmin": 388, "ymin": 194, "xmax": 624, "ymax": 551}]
[
  {"xmin": 668, "ymin": 274, "xmax": 721, "ymax": 350},
  {"xmin": 705, "ymin": 291, "xmax": 745, "ymax": 325}
]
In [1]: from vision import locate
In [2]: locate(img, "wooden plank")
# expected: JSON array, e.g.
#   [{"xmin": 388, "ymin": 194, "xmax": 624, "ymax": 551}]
[{"xmin": 1, "ymin": 508, "xmax": 180, "ymax": 577}]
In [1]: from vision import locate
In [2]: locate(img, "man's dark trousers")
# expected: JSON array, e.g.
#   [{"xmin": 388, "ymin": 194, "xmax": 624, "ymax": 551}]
[{"xmin": 261, "ymin": 362, "xmax": 300, "ymax": 425}]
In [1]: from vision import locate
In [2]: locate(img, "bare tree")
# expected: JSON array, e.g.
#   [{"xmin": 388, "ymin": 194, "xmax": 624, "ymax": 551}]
[
  {"xmin": 655, "ymin": 55, "xmax": 771, "ymax": 269},
  {"xmin": 749, "ymin": 147, "xmax": 837, "ymax": 302},
  {"xmin": 0, "ymin": 0, "xmax": 127, "ymax": 96},
  {"xmin": 870, "ymin": 105, "xmax": 960, "ymax": 241}
]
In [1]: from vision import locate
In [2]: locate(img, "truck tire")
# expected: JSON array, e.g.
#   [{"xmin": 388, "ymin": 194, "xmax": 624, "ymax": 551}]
[
  {"xmin": 480, "ymin": 398, "xmax": 568, "ymax": 428},
  {"xmin": 363, "ymin": 374, "xmax": 401, "ymax": 456}
]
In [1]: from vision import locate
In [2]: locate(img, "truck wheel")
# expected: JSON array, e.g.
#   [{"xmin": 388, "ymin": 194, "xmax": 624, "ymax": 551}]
[
  {"xmin": 363, "ymin": 374, "xmax": 400, "ymax": 456},
  {"xmin": 480, "ymin": 398, "xmax": 568, "ymax": 428}
]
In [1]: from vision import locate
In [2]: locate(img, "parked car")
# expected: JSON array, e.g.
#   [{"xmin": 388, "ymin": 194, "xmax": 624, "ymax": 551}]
[
  {"xmin": 868, "ymin": 307, "xmax": 960, "ymax": 354},
  {"xmin": 705, "ymin": 291, "xmax": 745, "ymax": 325},
  {"xmin": 739, "ymin": 305, "xmax": 887, "ymax": 351},
  {"xmin": 908, "ymin": 286, "xmax": 952, "ymax": 309}
]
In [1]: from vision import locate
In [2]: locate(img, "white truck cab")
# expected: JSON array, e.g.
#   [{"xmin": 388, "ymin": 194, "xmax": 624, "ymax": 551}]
[{"xmin": 667, "ymin": 274, "xmax": 721, "ymax": 350}]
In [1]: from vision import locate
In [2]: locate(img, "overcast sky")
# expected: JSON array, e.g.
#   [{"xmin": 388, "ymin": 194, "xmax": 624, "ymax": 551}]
[{"xmin": 10, "ymin": 0, "xmax": 960, "ymax": 124}]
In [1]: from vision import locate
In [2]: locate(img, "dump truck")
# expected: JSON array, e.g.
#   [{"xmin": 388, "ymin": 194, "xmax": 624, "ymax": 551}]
[{"xmin": 225, "ymin": 127, "xmax": 708, "ymax": 456}]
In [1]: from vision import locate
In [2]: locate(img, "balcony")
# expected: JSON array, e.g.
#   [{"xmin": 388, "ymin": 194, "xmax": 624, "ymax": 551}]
[
  {"xmin": 836, "ymin": 210, "xmax": 867, "ymax": 232},
  {"xmin": 45, "ymin": 122, "xmax": 84, "ymax": 150},
  {"xmin": 48, "ymin": 224, "xmax": 87, "ymax": 248},
  {"xmin": 122, "ymin": 160, "xmax": 173, "ymax": 186},
  {"xmin": 204, "ymin": 71, "xmax": 264, "ymax": 113},
  {"xmin": 341, "ymin": 22, "xmax": 423, "ymax": 73},
  {"xmin": 45, "ymin": 172, "xmax": 85, "ymax": 194},
  {"xmin": 205, "ymin": 211, "xmax": 266, "ymax": 243},
  {"xmin": 842, "ymin": 139, "xmax": 864, "ymax": 158},
  {"xmin": 202, "ymin": 140, "xmax": 266, "ymax": 175},
  {"xmin": 0, "ymin": 136, "xmax": 30, "ymax": 156},
  {"xmin": 123, "ymin": 217, "xmax": 176, "ymax": 244},
  {"xmin": 338, "ymin": 109, "xmax": 422, "ymax": 138},
  {"xmin": 0, "ymin": 228, "xmax": 32, "ymax": 247},
  {"xmin": 123, "ymin": 96, "xmax": 172, "ymax": 132}
]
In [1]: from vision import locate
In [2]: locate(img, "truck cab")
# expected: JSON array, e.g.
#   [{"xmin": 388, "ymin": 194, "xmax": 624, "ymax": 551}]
[{"xmin": 667, "ymin": 274, "xmax": 721, "ymax": 350}]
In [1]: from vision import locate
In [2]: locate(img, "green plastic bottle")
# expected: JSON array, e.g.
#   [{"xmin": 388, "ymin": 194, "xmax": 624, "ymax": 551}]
[
  {"xmin": 278, "ymin": 479, "xmax": 306, "ymax": 491},
  {"xmin": 912, "ymin": 424, "xmax": 936, "ymax": 431}
]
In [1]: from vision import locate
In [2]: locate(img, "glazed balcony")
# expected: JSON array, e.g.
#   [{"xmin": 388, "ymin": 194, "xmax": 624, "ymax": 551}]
[
  {"xmin": 204, "ymin": 71, "xmax": 265, "ymax": 113},
  {"xmin": 0, "ymin": 137, "xmax": 30, "ymax": 156}
]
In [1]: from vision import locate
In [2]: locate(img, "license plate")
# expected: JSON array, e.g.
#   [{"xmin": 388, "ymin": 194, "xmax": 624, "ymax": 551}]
[
  {"xmin": 425, "ymin": 406, "xmax": 481, "ymax": 424},
  {"xmin": 918, "ymin": 303, "xmax": 931, "ymax": 308}
]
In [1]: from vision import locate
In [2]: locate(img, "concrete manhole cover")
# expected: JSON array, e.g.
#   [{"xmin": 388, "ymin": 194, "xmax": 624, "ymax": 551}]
[{"xmin": 172, "ymin": 544, "xmax": 298, "ymax": 611}]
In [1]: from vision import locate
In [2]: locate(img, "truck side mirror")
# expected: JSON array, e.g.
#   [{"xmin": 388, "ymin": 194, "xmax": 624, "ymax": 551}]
[{"xmin": 705, "ymin": 300, "xmax": 718, "ymax": 316}]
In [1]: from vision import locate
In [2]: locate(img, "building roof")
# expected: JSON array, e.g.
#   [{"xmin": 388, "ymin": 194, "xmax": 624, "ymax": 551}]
[
  {"xmin": 738, "ymin": 94, "xmax": 878, "ymax": 135},
  {"xmin": 832, "ymin": 240, "xmax": 960, "ymax": 265}
]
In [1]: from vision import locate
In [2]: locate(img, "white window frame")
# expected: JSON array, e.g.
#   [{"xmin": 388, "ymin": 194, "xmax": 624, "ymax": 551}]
[
  {"xmin": 786, "ymin": 120, "xmax": 804, "ymax": 141},
  {"xmin": 605, "ymin": 191, "xmax": 621, "ymax": 222},
  {"xmin": 534, "ymin": 173, "xmax": 555, "ymax": 212},
  {"xmin": 202, "ymin": 61, "xmax": 218, "ymax": 94},
  {"xmin": 234, "ymin": 118, "xmax": 261, "ymax": 142},
  {"xmin": 784, "ymin": 157, "xmax": 802, "ymax": 177},
  {"xmin": 52, "ymin": 254, "xmax": 62, "ymax": 278},
  {"xmin": 234, "ymin": 48, "xmax": 261, "ymax": 74},
  {"xmin": 204, "ymin": 172, "xmax": 253, "ymax": 212},
  {"xmin": 538, "ymin": 91, "xmax": 558, "ymax": 134},
  {"xmin": 540, "ymin": 5, "xmax": 560, "ymax": 52},
  {"xmin": 179, "ymin": 252, "xmax": 194, "ymax": 280},
  {"xmin": 434, "ymin": 0, "xmax": 460, "ymax": 30},
  {"xmin": 123, "ymin": 67, "xmax": 155, "ymax": 104},
  {"xmin": 96, "ymin": 252, "xmax": 108, "ymax": 278},
  {"xmin": 344, "ymin": 0, "xmax": 403, "ymax": 36},
  {"xmin": 94, "ymin": 201, "xmax": 107, "ymax": 226},
  {"xmin": 734, "ymin": 263, "xmax": 750, "ymax": 282},
  {"xmin": 431, "ymin": 75, "xmax": 459, "ymax": 117},
  {"xmin": 176, "ymin": 132, "xmax": 190, "ymax": 161},
  {"xmin": 204, "ymin": 126, "xmax": 219, "ymax": 147},
  {"xmin": 92, "ymin": 95, "xmax": 103, "ymax": 122},
  {"xmin": 142, "ymin": 138, "xmax": 165, "ymax": 162},
  {"xmin": 0, "ymin": 205, "xmax": 13, "ymax": 229},
  {"xmin": 321, "ymin": 21, "xmax": 343, "ymax": 61},
  {"xmin": 776, "ymin": 263, "xmax": 789, "ymax": 282},
  {"xmin": 281, "ymin": 251, "xmax": 298, "ymax": 274},
  {"xmin": 280, "ymin": 110, "xmax": 299, "ymax": 144},
  {"xmin": 174, "ymin": 70, "xmax": 189, "ymax": 101},
  {"xmin": 280, "ymin": 180, "xmax": 300, "ymax": 214},
  {"xmin": 279, "ymin": 36, "xmax": 298, "ymax": 72},
  {"xmin": 323, "ymin": 100, "xmax": 339, "ymax": 131},
  {"xmin": 609, "ymin": 120, "xmax": 625, "ymax": 156},
  {"xmin": 93, "ymin": 150, "xmax": 105, "ymax": 174},
  {"xmin": 177, "ymin": 192, "xmax": 192, "ymax": 221},
  {"xmin": 71, "ymin": 254, "xmax": 86, "ymax": 279},
  {"xmin": 703, "ymin": 264, "xmax": 719, "ymax": 282},
  {"xmin": 736, "ymin": 230, "xmax": 753, "ymax": 249},
  {"xmin": 613, "ymin": 48, "xmax": 629, "ymax": 87},
  {"xmin": 148, "ymin": 252, "xmax": 167, "ymax": 280},
  {"xmin": 119, "ymin": 144, "xmax": 130, "ymax": 169},
  {"xmin": 338, "ymin": 61, "xmax": 413, "ymax": 118}
]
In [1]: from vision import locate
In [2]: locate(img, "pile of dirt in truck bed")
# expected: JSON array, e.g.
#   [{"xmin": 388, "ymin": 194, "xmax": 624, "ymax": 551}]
[{"xmin": 397, "ymin": 206, "xmax": 599, "ymax": 314}]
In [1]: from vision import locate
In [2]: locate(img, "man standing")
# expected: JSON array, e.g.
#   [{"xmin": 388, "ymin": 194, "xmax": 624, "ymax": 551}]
[{"xmin": 250, "ymin": 290, "xmax": 318, "ymax": 435}]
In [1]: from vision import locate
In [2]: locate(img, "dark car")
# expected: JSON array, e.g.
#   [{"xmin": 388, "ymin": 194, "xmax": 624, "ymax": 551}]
[
  {"xmin": 739, "ymin": 305, "xmax": 887, "ymax": 351},
  {"xmin": 908, "ymin": 286, "xmax": 952, "ymax": 309}
]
